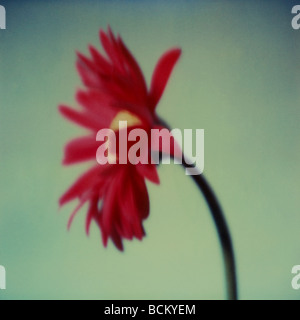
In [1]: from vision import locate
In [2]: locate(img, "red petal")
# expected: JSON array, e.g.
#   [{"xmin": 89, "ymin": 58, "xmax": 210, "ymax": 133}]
[
  {"xmin": 85, "ymin": 197, "xmax": 98, "ymax": 235},
  {"xmin": 136, "ymin": 163, "xmax": 160, "ymax": 185},
  {"xmin": 101, "ymin": 176, "xmax": 119, "ymax": 234},
  {"xmin": 100, "ymin": 29, "xmax": 123, "ymax": 72},
  {"xmin": 59, "ymin": 105, "xmax": 102, "ymax": 131},
  {"xmin": 67, "ymin": 197, "xmax": 88, "ymax": 230},
  {"xmin": 118, "ymin": 37, "xmax": 148, "ymax": 102},
  {"xmin": 77, "ymin": 52, "xmax": 96, "ymax": 73},
  {"xmin": 149, "ymin": 48, "xmax": 181, "ymax": 110},
  {"xmin": 96, "ymin": 214, "xmax": 108, "ymax": 247},
  {"xmin": 110, "ymin": 228, "xmax": 124, "ymax": 251},
  {"xmin": 76, "ymin": 90, "xmax": 119, "ymax": 125},
  {"xmin": 63, "ymin": 135, "xmax": 101, "ymax": 165},
  {"xmin": 76, "ymin": 59, "xmax": 102, "ymax": 88},
  {"xmin": 88, "ymin": 45, "xmax": 111, "ymax": 74},
  {"xmin": 132, "ymin": 173, "xmax": 150, "ymax": 220},
  {"xmin": 59, "ymin": 165, "xmax": 102, "ymax": 206},
  {"xmin": 100, "ymin": 174, "xmax": 126, "ymax": 251},
  {"xmin": 119, "ymin": 169, "xmax": 150, "ymax": 225}
]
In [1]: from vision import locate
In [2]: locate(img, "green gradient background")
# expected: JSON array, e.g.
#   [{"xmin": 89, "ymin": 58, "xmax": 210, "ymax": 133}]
[{"xmin": 0, "ymin": 0, "xmax": 299, "ymax": 300}]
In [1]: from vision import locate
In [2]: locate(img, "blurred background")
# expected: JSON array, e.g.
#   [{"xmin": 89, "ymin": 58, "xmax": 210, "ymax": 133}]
[{"xmin": 0, "ymin": 0, "xmax": 299, "ymax": 300}]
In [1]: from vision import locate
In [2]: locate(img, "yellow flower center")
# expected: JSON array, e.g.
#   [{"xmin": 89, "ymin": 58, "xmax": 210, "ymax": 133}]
[
  {"xmin": 110, "ymin": 111, "xmax": 141, "ymax": 131},
  {"xmin": 106, "ymin": 111, "xmax": 142, "ymax": 164}
]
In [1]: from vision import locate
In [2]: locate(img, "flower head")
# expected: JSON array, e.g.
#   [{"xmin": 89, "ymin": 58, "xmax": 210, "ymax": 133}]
[{"xmin": 59, "ymin": 27, "xmax": 181, "ymax": 251}]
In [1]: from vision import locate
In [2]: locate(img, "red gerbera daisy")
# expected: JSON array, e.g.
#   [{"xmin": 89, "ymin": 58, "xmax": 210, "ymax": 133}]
[{"xmin": 59, "ymin": 27, "xmax": 181, "ymax": 251}]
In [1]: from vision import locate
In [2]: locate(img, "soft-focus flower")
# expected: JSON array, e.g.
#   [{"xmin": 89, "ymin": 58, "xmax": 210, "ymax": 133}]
[{"xmin": 59, "ymin": 27, "xmax": 181, "ymax": 251}]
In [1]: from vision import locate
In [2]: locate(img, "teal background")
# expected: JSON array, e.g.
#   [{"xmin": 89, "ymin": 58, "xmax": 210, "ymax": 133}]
[{"xmin": 0, "ymin": 0, "xmax": 299, "ymax": 299}]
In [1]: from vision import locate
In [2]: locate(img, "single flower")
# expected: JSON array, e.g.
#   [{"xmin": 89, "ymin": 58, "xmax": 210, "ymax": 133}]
[
  {"xmin": 59, "ymin": 27, "xmax": 181, "ymax": 251},
  {"xmin": 58, "ymin": 27, "xmax": 238, "ymax": 301}
]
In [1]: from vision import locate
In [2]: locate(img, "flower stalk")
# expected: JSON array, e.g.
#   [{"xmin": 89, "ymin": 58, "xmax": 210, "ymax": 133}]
[{"xmin": 181, "ymin": 157, "xmax": 238, "ymax": 300}]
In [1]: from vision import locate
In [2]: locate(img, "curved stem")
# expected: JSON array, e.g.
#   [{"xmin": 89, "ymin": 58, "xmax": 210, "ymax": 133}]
[{"xmin": 181, "ymin": 158, "xmax": 238, "ymax": 300}]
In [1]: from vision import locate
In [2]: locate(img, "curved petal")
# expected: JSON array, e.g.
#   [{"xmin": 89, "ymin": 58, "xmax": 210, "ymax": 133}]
[
  {"xmin": 132, "ymin": 172, "xmax": 150, "ymax": 220},
  {"xmin": 85, "ymin": 197, "xmax": 99, "ymax": 235},
  {"xmin": 149, "ymin": 48, "xmax": 181, "ymax": 110},
  {"xmin": 76, "ymin": 89, "xmax": 119, "ymax": 125},
  {"xmin": 67, "ymin": 196, "xmax": 88, "ymax": 230},
  {"xmin": 59, "ymin": 105, "xmax": 102, "ymax": 131},
  {"xmin": 110, "ymin": 227, "xmax": 124, "ymax": 251},
  {"xmin": 59, "ymin": 165, "xmax": 104, "ymax": 206},
  {"xmin": 88, "ymin": 45, "xmax": 111, "ymax": 74},
  {"xmin": 100, "ymin": 28, "xmax": 124, "ymax": 73},
  {"xmin": 63, "ymin": 135, "xmax": 101, "ymax": 165},
  {"xmin": 101, "ymin": 175, "xmax": 119, "ymax": 235},
  {"xmin": 136, "ymin": 163, "xmax": 160, "ymax": 185},
  {"xmin": 118, "ymin": 36, "xmax": 148, "ymax": 101},
  {"xmin": 76, "ymin": 56, "xmax": 102, "ymax": 88},
  {"xmin": 120, "ymin": 169, "xmax": 150, "ymax": 222}
]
